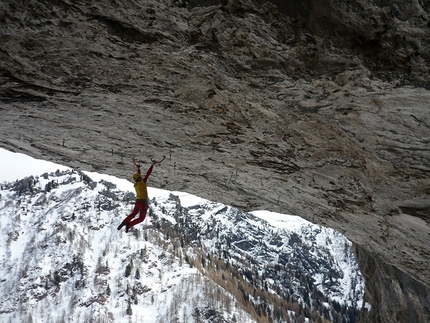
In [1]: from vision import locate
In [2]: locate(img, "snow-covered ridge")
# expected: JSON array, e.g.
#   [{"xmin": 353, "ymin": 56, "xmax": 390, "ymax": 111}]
[
  {"xmin": 0, "ymin": 149, "xmax": 364, "ymax": 322},
  {"xmin": 0, "ymin": 169, "xmax": 256, "ymax": 323}
]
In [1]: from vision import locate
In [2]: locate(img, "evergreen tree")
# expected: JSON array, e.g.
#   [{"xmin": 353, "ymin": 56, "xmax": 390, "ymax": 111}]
[
  {"xmin": 125, "ymin": 264, "xmax": 132, "ymax": 277},
  {"xmin": 126, "ymin": 301, "xmax": 133, "ymax": 316},
  {"xmin": 106, "ymin": 284, "xmax": 111, "ymax": 296}
]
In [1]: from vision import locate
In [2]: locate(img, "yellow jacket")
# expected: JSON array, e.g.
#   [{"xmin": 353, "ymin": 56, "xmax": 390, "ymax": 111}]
[
  {"xmin": 134, "ymin": 181, "xmax": 148, "ymax": 200},
  {"xmin": 133, "ymin": 164, "xmax": 154, "ymax": 201}
]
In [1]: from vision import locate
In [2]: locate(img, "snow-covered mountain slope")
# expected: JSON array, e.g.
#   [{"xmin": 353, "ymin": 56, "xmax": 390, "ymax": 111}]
[
  {"xmin": 0, "ymin": 170, "xmax": 257, "ymax": 323},
  {"xmin": 155, "ymin": 192, "xmax": 364, "ymax": 308},
  {"xmin": 0, "ymin": 164, "xmax": 364, "ymax": 322},
  {"xmin": 252, "ymin": 210, "xmax": 363, "ymax": 307}
]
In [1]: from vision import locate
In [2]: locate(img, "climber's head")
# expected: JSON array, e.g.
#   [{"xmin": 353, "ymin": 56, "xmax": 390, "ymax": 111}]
[{"xmin": 132, "ymin": 173, "xmax": 142, "ymax": 182}]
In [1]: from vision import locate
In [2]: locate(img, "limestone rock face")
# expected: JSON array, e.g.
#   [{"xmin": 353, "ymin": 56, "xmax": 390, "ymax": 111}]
[{"xmin": 0, "ymin": 0, "xmax": 429, "ymax": 322}]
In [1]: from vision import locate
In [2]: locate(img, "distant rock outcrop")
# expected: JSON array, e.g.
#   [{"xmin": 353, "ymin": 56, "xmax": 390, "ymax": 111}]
[{"xmin": 1, "ymin": 1, "xmax": 429, "ymax": 322}]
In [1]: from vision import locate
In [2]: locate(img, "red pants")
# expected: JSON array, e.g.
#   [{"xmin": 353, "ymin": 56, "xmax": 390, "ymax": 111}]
[{"xmin": 122, "ymin": 200, "xmax": 148, "ymax": 228}]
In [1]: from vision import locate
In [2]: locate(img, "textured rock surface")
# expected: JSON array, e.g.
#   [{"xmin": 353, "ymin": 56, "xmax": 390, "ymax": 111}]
[{"xmin": 1, "ymin": 0, "xmax": 429, "ymax": 322}]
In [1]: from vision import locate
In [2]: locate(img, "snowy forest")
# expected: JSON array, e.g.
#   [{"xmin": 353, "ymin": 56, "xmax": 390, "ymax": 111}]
[{"xmin": 0, "ymin": 168, "xmax": 364, "ymax": 323}]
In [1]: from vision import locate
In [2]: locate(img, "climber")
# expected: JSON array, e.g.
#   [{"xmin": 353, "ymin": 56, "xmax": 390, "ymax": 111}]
[{"xmin": 117, "ymin": 156, "xmax": 165, "ymax": 233}]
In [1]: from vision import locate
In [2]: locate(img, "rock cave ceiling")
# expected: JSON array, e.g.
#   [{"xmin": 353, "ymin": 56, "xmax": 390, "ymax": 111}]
[{"xmin": 0, "ymin": 1, "xmax": 429, "ymax": 321}]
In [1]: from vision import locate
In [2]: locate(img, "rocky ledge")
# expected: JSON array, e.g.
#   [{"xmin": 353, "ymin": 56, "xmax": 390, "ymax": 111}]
[{"xmin": 1, "ymin": 1, "xmax": 429, "ymax": 322}]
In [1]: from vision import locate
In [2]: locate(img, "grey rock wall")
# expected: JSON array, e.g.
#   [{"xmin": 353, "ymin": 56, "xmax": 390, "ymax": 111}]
[
  {"xmin": 1, "ymin": 1, "xmax": 429, "ymax": 322},
  {"xmin": 355, "ymin": 245, "xmax": 430, "ymax": 323}
]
